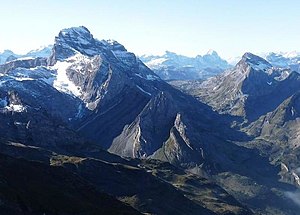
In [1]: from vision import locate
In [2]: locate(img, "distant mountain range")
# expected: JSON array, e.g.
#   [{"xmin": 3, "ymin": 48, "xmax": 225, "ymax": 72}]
[
  {"xmin": 140, "ymin": 51, "xmax": 300, "ymax": 81},
  {"xmin": 1, "ymin": 26, "xmax": 300, "ymax": 214},
  {"xmin": 139, "ymin": 50, "xmax": 230, "ymax": 80},
  {"xmin": 265, "ymin": 51, "xmax": 300, "ymax": 72},
  {"xmin": 0, "ymin": 45, "xmax": 52, "ymax": 64},
  {"xmin": 2, "ymin": 46, "xmax": 299, "ymax": 81}
]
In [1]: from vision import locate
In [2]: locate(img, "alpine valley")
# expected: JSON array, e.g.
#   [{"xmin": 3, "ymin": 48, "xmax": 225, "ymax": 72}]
[{"xmin": 0, "ymin": 26, "xmax": 300, "ymax": 215}]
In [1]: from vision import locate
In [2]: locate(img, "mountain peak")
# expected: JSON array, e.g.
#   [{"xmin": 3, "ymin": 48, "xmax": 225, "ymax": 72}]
[
  {"xmin": 206, "ymin": 49, "xmax": 218, "ymax": 56},
  {"xmin": 50, "ymin": 26, "xmax": 102, "ymax": 62},
  {"xmin": 242, "ymin": 52, "xmax": 259, "ymax": 60},
  {"xmin": 1, "ymin": 49, "xmax": 15, "ymax": 55},
  {"xmin": 242, "ymin": 52, "xmax": 268, "ymax": 63},
  {"xmin": 53, "ymin": 26, "xmax": 130, "ymax": 61},
  {"xmin": 240, "ymin": 52, "xmax": 272, "ymax": 70},
  {"xmin": 57, "ymin": 26, "xmax": 94, "ymax": 44},
  {"xmin": 164, "ymin": 51, "xmax": 177, "ymax": 56},
  {"xmin": 59, "ymin": 26, "xmax": 91, "ymax": 37}
]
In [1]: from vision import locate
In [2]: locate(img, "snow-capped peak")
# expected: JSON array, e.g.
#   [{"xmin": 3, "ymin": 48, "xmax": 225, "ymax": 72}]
[
  {"xmin": 60, "ymin": 26, "xmax": 92, "ymax": 38},
  {"xmin": 25, "ymin": 45, "xmax": 53, "ymax": 58},
  {"xmin": 0, "ymin": 50, "xmax": 19, "ymax": 64},
  {"xmin": 51, "ymin": 26, "xmax": 103, "ymax": 61},
  {"xmin": 241, "ymin": 52, "xmax": 272, "ymax": 71},
  {"xmin": 57, "ymin": 26, "xmax": 94, "ymax": 47}
]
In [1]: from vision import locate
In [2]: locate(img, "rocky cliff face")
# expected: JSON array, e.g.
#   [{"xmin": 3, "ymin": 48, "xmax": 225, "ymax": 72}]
[
  {"xmin": 0, "ymin": 57, "xmax": 47, "ymax": 73},
  {"xmin": 243, "ymin": 92, "xmax": 300, "ymax": 187}
]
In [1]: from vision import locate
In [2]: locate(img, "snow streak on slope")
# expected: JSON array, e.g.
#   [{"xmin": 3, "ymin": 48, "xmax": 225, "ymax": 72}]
[{"xmin": 53, "ymin": 60, "xmax": 82, "ymax": 97}]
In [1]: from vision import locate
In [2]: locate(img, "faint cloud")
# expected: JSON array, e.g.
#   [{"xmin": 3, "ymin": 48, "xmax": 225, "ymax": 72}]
[{"xmin": 285, "ymin": 190, "xmax": 300, "ymax": 207}]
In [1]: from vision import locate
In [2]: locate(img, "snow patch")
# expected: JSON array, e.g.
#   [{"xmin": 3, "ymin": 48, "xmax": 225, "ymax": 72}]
[
  {"xmin": 248, "ymin": 61, "xmax": 271, "ymax": 71},
  {"xmin": 7, "ymin": 57, "xmax": 35, "ymax": 63},
  {"xmin": 136, "ymin": 85, "xmax": 151, "ymax": 96},
  {"xmin": 145, "ymin": 58, "xmax": 167, "ymax": 68},
  {"xmin": 135, "ymin": 73, "xmax": 144, "ymax": 79},
  {"xmin": 14, "ymin": 121, "xmax": 25, "ymax": 126},
  {"xmin": 146, "ymin": 74, "xmax": 158, "ymax": 80},
  {"xmin": 15, "ymin": 77, "xmax": 34, "ymax": 81},
  {"xmin": 291, "ymin": 107, "xmax": 295, "ymax": 116},
  {"xmin": 292, "ymin": 172, "xmax": 300, "ymax": 186},
  {"xmin": 52, "ymin": 58, "xmax": 82, "ymax": 97},
  {"xmin": 135, "ymin": 73, "xmax": 158, "ymax": 80},
  {"xmin": 281, "ymin": 163, "xmax": 289, "ymax": 172},
  {"xmin": 274, "ymin": 70, "xmax": 291, "ymax": 81},
  {"xmin": 5, "ymin": 104, "xmax": 26, "ymax": 112}
]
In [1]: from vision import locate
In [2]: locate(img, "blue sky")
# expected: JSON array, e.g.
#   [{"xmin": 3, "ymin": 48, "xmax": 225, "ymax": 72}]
[{"xmin": 0, "ymin": 0, "xmax": 299, "ymax": 59}]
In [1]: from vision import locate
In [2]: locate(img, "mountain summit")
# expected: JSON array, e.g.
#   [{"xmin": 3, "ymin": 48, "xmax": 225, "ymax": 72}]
[{"xmin": 241, "ymin": 52, "xmax": 272, "ymax": 70}]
